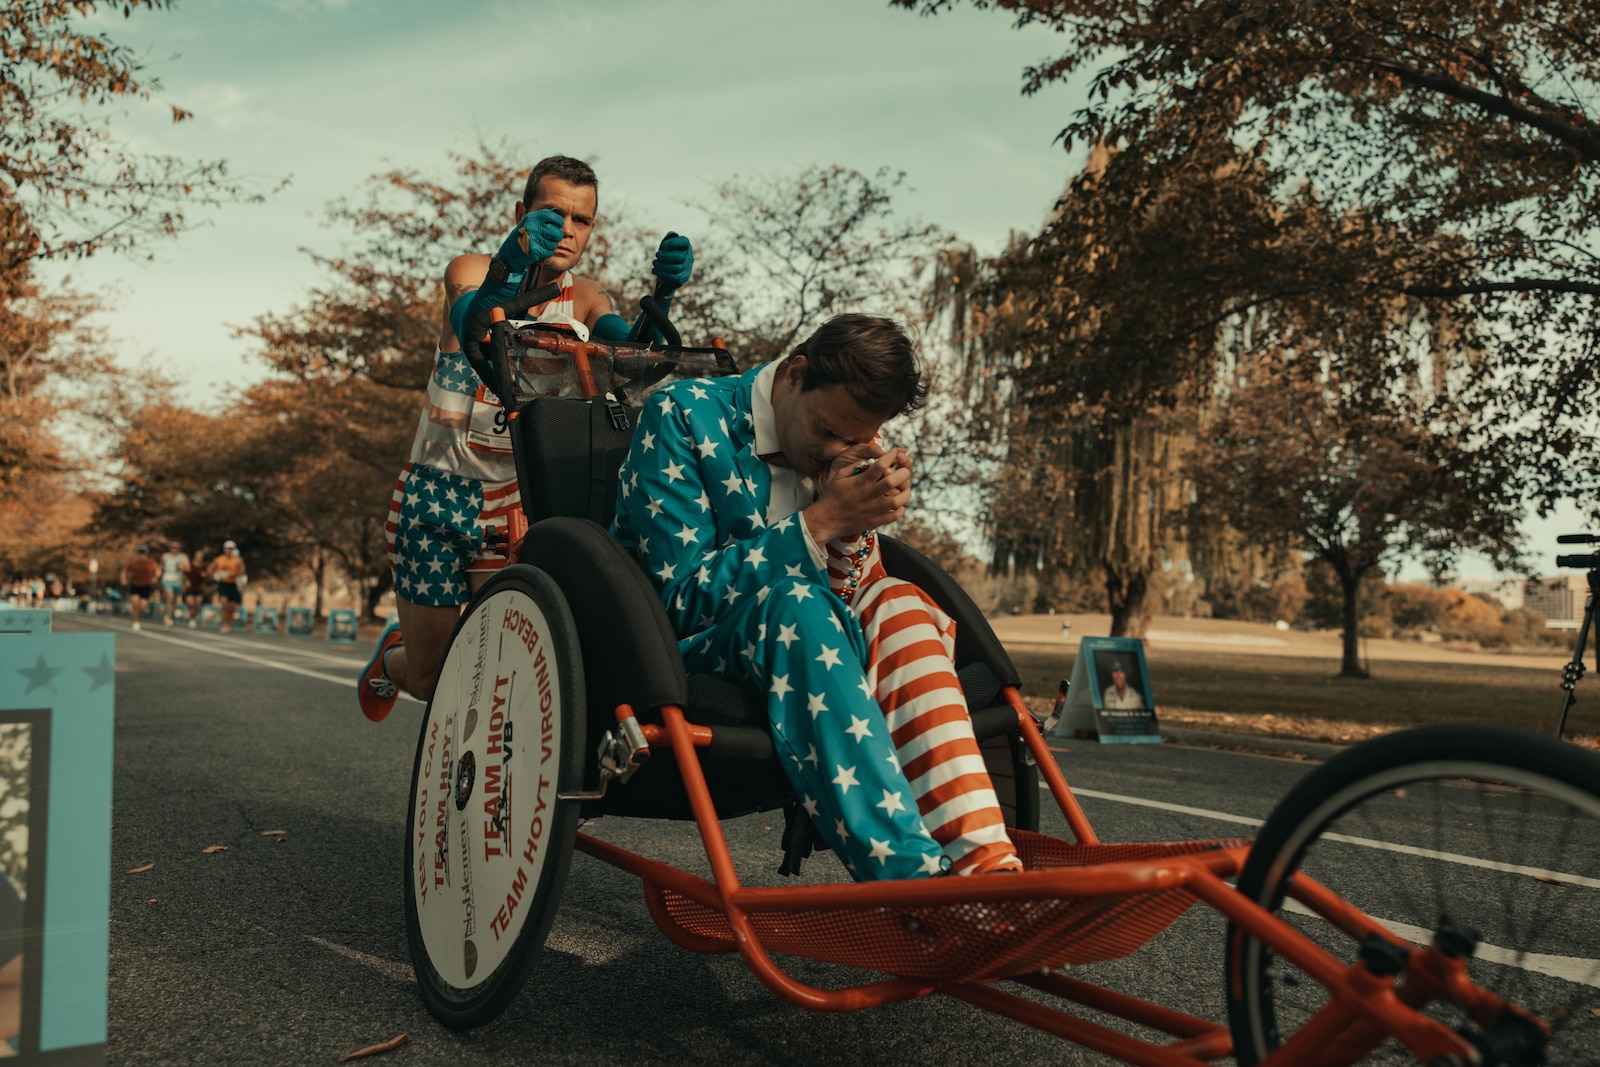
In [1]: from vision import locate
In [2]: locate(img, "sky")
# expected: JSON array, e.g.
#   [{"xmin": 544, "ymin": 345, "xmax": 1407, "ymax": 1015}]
[
  {"xmin": 54, "ymin": 0, "xmax": 1080, "ymax": 401},
  {"xmin": 45, "ymin": 0, "xmax": 1589, "ymax": 577}
]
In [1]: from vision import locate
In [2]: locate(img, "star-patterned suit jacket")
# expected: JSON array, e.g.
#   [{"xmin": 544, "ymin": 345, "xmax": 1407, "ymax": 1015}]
[{"xmin": 611, "ymin": 363, "xmax": 839, "ymax": 650}]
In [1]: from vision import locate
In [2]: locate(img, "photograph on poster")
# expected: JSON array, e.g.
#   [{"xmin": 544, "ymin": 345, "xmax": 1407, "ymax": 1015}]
[
  {"xmin": 1090, "ymin": 651, "xmax": 1147, "ymax": 710},
  {"xmin": 0, "ymin": 712, "xmax": 50, "ymax": 1060}
]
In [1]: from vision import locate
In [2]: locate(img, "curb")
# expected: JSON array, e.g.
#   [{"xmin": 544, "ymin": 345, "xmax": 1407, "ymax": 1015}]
[{"xmin": 1159, "ymin": 726, "xmax": 1350, "ymax": 761}]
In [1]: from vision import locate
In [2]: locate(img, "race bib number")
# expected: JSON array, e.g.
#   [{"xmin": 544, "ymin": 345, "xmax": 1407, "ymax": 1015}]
[{"xmin": 466, "ymin": 385, "xmax": 512, "ymax": 455}]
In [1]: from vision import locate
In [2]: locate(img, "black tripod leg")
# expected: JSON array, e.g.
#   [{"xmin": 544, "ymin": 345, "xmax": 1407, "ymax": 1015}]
[{"xmin": 1554, "ymin": 570, "xmax": 1599, "ymax": 740}]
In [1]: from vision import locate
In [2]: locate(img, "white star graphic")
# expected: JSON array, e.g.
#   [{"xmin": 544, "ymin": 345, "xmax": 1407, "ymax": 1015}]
[
  {"xmin": 773, "ymin": 516, "xmax": 794, "ymax": 532},
  {"xmin": 745, "ymin": 546, "xmax": 767, "ymax": 568},
  {"xmin": 426, "ymin": 499, "xmax": 445, "ymax": 516},
  {"xmin": 770, "ymin": 674, "xmax": 793, "ymax": 700},
  {"xmin": 755, "ymin": 584, "xmax": 772, "ymax": 604},
  {"xmin": 657, "ymin": 396, "xmax": 674, "ymax": 414},
  {"xmin": 722, "ymin": 584, "xmax": 741, "ymax": 606},
  {"xmin": 638, "ymin": 536, "xmax": 651, "ymax": 557},
  {"xmin": 721, "ymin": 472, "xmax": 744, "ymax": 495},
  {"xmin": 689, "ymin": 384, "xmax": 709, "ymax": 400},
  {"xmin": 747, "ymin": 509, "xmax": 766, "ymax": 529},
  {"xmin": 695, "ymin": 491, "xmax": 710, "ymax": 511},
  {"xmin": 868, "ymin": 838, "xmax": 895, "ymax": 866},
  {"xmin": 787, "ymin": 583, "xmax": 813, "ymax": 604},
  {"xmin": 758, "ymin": 623, "xmax": 767, "ymax": 640},
  {"xmin": 675, "ymin": 523, "xmax": 699, "ymax": 546},
  {"xmin": 807, "ymin": 691, "xmax": 828, "ymax": 718},
  {"xmin": 742, "ymin": 640, "xmax": 757, "ymax": 662},
  {"xmin": 831, "ymin": 764, "xmax": 860, "ymax": 794},
  {"xmin": 845, "ymin": 715, "xmax": 874, "ymax": 742},
  {"xmin": 641, "ymin": 430, "xmax": 656, "ymax": 451},
  {"xmin": 802, "ymin": 795, "xmax": 820, "ymax": 818},
  {"xmin": 744, "ymin": 477, "xmax": 759, "ymax": 494},
  {"xmin": 776, "ymin": 623, "xmax": 799, "ymax": 648},
  {"xmin": 919, "ymin": 853, "xmax": 945, "ymax": 876},
  {"xmin": 646, "ymin": 497, "xmax": 664, "ymax": 518},
  {"xmin": 656, "ymin": 562, "xmax": 677, "ymax": 581},
  {"xmin": 828, "ymin": 614, "xmax": 844, "ymax": 632},
  {"xmin": 834, "ymin": 818, "xmax": 851, "ymax": 841},
  {"xmin": 696, "ymin": 438, "xmax": 719, "ymax": 458},
  {"xmin": 858, "ymin": 677, "xmax": 876, "ymax": 700},
  {"xmin": 805, "ymin": 743, "xmax": 819, "ymax": 767},
  {"xmin": 719, "ymin": 416, "xmax": 729, "ymax": 436},
  {"xmin": 885, "ymin": 750, "xmax": 901, "ymax": 774},
  {"xmin": 696, "ymin": 566, "xmax": 711, "ymax": 587},
  {"xmin": 874, "ymin": 790, "xmax": 906, "ymax": 816},
  {"xmin": 663, "ymin": 460, "xmax": 685, "ymax": 483},
  {"xmin": 784, "ymin": 563, "xmax": 806, "ymax": 578},
  {"xmin": 815, "ymin": 645, "xmax": 842, "ymax": 671}
]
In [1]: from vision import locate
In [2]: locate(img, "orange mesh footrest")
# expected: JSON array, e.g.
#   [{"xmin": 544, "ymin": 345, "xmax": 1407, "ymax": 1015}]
[{"xmin": 646, "ymin": 831, "xmax": 1249, "ymax": 982}]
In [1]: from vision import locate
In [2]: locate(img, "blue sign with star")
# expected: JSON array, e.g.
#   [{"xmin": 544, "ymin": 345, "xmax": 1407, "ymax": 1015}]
[{"xmin": 0, "ymin": 632, "xmax": 114, "ymax": 1062}]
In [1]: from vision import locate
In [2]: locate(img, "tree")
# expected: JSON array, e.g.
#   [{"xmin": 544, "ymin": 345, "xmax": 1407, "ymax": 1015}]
[
  {"xmin": 1187, "ymin": 357, "xmax": 1523, "ymax": 676},
  {"xmin": 697, "ymin": 165, "xmax": 953, "ymax": 363},
  {"xmin": 1, "ymin": 1, "xmax": 265, "ymax": 271},
  {"xmin": 897, "ymin": 0, "xmax": 1600, "ymax": 512}
]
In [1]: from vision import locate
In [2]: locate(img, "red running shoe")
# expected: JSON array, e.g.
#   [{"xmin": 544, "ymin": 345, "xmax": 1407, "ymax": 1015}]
[{"xmin": 358, "ymin": 621, "xmax": 404, "ymax": 722}]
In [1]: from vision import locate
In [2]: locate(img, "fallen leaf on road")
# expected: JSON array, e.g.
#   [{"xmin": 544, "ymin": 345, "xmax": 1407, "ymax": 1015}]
[
  {"xmin": 145, "ymin": 898, "xmax": 157, "ymax": 906},
  {"xmin": 258, "ymin": 830, "xmax": 287, "ymax": 836},
  {"xmin": 1534, "ymin": 876, "xmax": 1565, "ymax": 886},
  {"xmin": 337, "ymin": 1033, "xmax": 409, "ymax": 1062},
  {"xmin": 1591, "ymin": 1008, "xmax": 1600, "ymax": 1018},
  {"xmin": 201, "ymin": 845, "xmax": 228, "ymax": 855},
  {"xmin": 125, "ymin": 863, "xmax": 155, "ymax": 875}
]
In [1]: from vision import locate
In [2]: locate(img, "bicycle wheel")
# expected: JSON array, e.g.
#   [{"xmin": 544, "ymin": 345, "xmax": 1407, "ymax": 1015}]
[
  {"xmin": 1226, "ymin": 724, "xmax": 1600, "ymax": 1066},
  {"xmin": 403, "ymin": 564, "xmax": 586, "ymax": 1029}
]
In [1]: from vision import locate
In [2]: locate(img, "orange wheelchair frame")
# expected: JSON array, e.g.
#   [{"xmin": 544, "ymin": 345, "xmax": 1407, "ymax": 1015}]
[{"xmin": 408, "ymin": 314, "xmax": 1584, "ymax": 1067}]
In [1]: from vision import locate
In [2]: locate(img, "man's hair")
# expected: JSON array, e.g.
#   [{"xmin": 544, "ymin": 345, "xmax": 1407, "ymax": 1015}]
[
  {"xmin": 522, "ymin": 155, "xmax": 598, "ymax": 207},
  {"xmin": 791, "ymin": 314, "xmax": 928, "ymax": 418}
]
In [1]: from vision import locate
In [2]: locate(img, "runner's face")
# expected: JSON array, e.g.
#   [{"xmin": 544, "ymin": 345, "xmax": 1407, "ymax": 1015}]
[
  {"xmin": 517, "ymin": 177, "xmax": 596, "ymax": 273},
  {"xmin": 771, "ymin": 356, "xmax": 886, "ymax": 477}
]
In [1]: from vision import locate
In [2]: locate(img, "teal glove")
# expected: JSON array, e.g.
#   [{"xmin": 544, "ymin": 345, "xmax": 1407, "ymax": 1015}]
[
  {"xmin": 450, "ymin": 209, "xmax": 567, "ymax": 345},
  {"xmin": 651, "ymin": 232, "xmax": 693, "ymax": 291},
  {"xmin": 499, "ymin": 208, "xmax": 566, "ymax": 272}
]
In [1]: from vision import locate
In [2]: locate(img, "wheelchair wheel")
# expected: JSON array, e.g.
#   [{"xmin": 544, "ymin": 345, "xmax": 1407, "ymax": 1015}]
[
  {"xmin": 403, "ymin": 564, "xmax": 585, "ymax": 1029},
  {"xmin": 1225, "ymin": 724, "xmax": 1600, "ymax": 1066}
]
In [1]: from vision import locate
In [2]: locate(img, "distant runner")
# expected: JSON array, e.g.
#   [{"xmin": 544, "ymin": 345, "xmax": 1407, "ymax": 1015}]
[
  {"xmin": 183, "ymin": 549, "xmax": 210, "ymax": 629},
  {"xmin": 159, "ymin": 541, "xmax": 189, "ymax": 628},
  {"xmin": 210, "ymin": 541, "xmax": 247, "ymax": 634},
  {"xmin": 120, "ymin": 545, "xmax": 160, "ymax": 632}
]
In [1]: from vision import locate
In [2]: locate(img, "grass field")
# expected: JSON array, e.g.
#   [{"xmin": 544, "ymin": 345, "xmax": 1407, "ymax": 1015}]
[{"xmin": 1008, "ymin": 647, "xmax": 1599, "ymax": 737}]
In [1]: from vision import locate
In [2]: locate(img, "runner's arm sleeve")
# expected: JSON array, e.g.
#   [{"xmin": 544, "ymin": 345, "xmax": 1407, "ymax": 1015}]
[{"xmin": 591, "ymin": 313, "xmax": 631, "ymax": 342}]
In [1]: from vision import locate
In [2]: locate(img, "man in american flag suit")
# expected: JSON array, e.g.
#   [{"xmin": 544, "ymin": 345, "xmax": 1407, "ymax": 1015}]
[{"xmin": 612, "ymin": 315, "xmax": 1022, "ymax": 880}]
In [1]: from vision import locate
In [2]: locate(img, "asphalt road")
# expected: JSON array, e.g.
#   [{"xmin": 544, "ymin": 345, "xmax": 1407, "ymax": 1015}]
[{"xmin": 66, "ymin": 615, "xmax": 1600, "ymax": 1066}]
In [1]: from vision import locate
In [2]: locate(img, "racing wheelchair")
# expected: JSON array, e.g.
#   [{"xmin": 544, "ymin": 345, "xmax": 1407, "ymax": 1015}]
[{"xmin": 402, "ymin": 298, "xmax": 1600, "ymax": 1065}]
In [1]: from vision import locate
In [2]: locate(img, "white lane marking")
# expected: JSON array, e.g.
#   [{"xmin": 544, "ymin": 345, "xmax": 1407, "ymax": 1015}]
[
  {"xmin": 1282, "ymin": 900, "xmax": 1600, "ymax": 989},
  {"xmin": 1048, "ymin": 784, "xmax": 1600, "ymax": 887},
  {"xmin": 73, "ymin": 618, "xmax": 421, "ymax": 704},
  {"xmin": 304, "ymin": 935, "xmax": 415, "ymax": 984}
]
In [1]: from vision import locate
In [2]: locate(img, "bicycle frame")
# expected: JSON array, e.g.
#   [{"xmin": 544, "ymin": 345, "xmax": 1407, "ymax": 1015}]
[{"xmin": 572, "ymin": 688, "xmax": 1491, "ymax": 1067}]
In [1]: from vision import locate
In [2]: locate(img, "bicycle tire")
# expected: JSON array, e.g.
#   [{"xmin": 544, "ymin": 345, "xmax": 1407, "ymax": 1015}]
[
  {"xmin": 402, "ymin": 564, "xmax": 586, "ymax": 1029},
  {"xmin": 1226, "ymin": 723, "xmax": 1600, "ymax": 1065}
]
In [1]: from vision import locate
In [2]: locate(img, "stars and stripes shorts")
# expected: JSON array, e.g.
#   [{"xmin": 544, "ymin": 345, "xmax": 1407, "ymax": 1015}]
[{"xmin": 384, "ymin": 462, "xmax": 527, "ymax": 607}]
